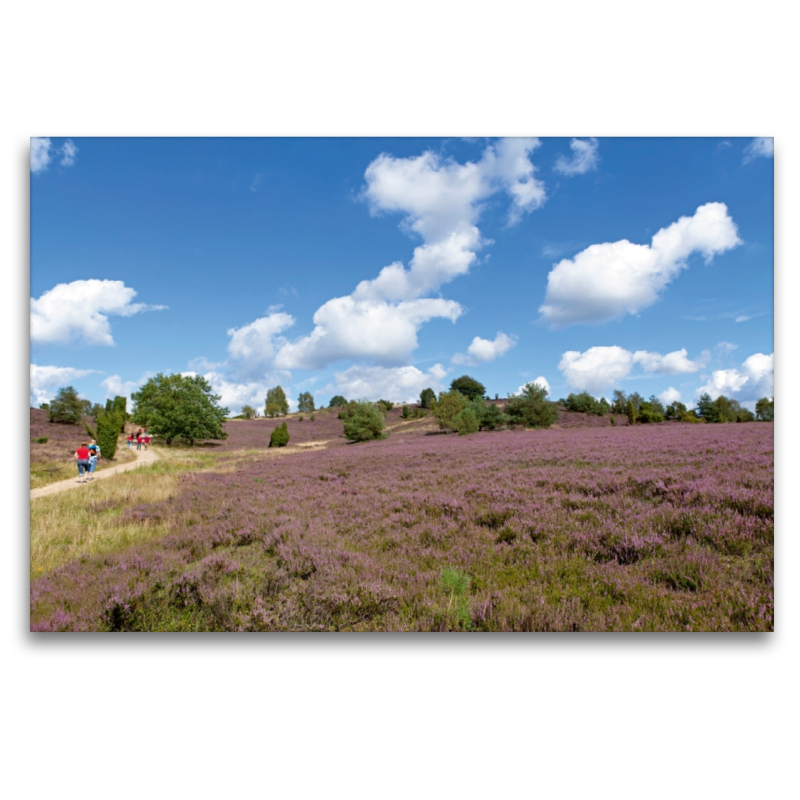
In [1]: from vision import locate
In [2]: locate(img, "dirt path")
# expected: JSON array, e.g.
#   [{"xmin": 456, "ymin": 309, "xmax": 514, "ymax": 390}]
[{"xmin": 30, "ymin": 447, "xmax": 161, "ymax": 501}]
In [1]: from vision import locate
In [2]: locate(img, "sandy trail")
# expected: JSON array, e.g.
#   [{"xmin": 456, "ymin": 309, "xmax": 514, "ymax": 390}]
[{"xmin": 30, "ymin": 447, "xmax": 161, "ymax": 500}]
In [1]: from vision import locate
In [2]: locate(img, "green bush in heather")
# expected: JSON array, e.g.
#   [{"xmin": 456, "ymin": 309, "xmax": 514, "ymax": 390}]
[
  {"xmin": 419, "ymin": 388, "xmax": 436, "ymax": 408},
  {"xmin": 432, "ymin": 390, "xmax": 468, "ymax": 433},
  {"xmin": 343, "ymin": 401, "xmax": 388, "ymax": 442},
  {"xmin": 269, "ymin": 421, "xmax": 290, "ymax": 448},
  {"xmin": 96, "ymin": 409, "xmax": 122, "ymax": 459},
  {"xmin": 504, "ymin": 382, "xmax": 559, "ymax": 429}
]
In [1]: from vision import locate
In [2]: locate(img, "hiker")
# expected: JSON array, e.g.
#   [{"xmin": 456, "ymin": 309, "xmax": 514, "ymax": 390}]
[
  {"xmin": 136, "ymin": 431, "xmax": 142, "ymax": 450},
  {"xmin": 74, "ymin": 442, "xmax": 91, "ymax": 483},
  {"xmin": 87, "ymin": 439, "xmax": 101, "ymax": 480},
  {"xmin": 127, "ymin": 433, "xmax": 134, "ymax": 449},
  {"xmin": 143, "ymin": 432, "xmax": 150, "ymax": 450}
]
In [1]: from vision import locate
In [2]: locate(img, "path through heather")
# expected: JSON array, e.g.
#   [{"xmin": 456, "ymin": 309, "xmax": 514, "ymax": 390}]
[{"xmin": 30, "ymin": 447, "xmax": 161, "ymax": 500}]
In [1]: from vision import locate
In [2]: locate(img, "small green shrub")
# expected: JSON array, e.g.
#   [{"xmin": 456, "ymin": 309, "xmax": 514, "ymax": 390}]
[
  {"xmin": 378, "ymin": 399, "xmax": 393, "ymax": 412},
  {"xmin": 343, "ymin": 401, "xmax": 388, "ymax": 442},
  {"xmin": 269, "ymin": 421, "xmax": 290, "ymax": 448},
  {"xmin": 402, "ymin": 405, "xmax": 410, "ymax": 418},
  {"xmin": 440, "ymin": 567, "xmax": 471, "ymax": 629},
  {"xmin": 310, "ymin": 414, "xmax": 315, "ymax": 422},
  {"xmin": 33, "ymin": 436, "xmax": 48, "ymax": 444},
  {"xmin": 298, "ymin": 415, "xmax": 304, "ymax": 422}
]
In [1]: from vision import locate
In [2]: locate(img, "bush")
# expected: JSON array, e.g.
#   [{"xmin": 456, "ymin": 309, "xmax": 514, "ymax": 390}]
[
  {"xmin": 96, "ymin": 409, "xmax": 121, "ymax": 459},
  {"xmin": 432, "ymin": 390, "xmax": 468, "ymax": 433},
  {"xmin": 298, "ymin": 415, "xmax": 304, "ymax": 422},
  {"xmin": 419, "ymin": 388, "xmax": 436, "ymax": 409},
  {"xmin": 343, "ymin": 401, "xmax": 388, "ymax": 442},
  {"xmin": 329, "ymin": 395, "xmax": 348, "ymax": 408},
  {"xmin": 32, "ymin": 436, "xmax": 48, "ymax": 444},
  {"xmin": 566, "ymin": 392, "xmax": 608, "ymax": 416},
  {"xmin": 504, "ymin": 383, "xmax": 559, "ymax": 429},
  {"xmin": 269, "ymin": 421, "xmax": 290, "ymax": 448},
  {"xmin": 636, "ymin": 402, "xmax": 664, "ymax": 424},
  {"xmin": 402, "ymin": 405, "xmax": 410, "ymax": 418},
  {"xmin": 240, "ymin": 405, "xmax": 257, "ymax": 420},
  {"xmin": 377, "ymin": 400, "xmax": 393, "ymax": 412},
  {"xmin": 310, "ymin": 414, "xmax": 316, "ymax": 422},
  {"xmin": 476, "ymin": 402, "xmax": 506, "ymax": 431},
  {"xmin": 453, "ymin": 405, "xmax": 479, "ymax": 435}
]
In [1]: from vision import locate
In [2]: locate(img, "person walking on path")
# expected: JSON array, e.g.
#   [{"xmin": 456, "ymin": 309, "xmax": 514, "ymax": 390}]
[
  {"xmin": 74, "ymin": 442, "xmax": 91, "ymax": 483},
  {"xmin": 136, "ymin": 431, "xmax": 142, "ymax": 450},
  {"xmin": 87, "ymin": 439, "xmax": 101, "ymax": 480},
  {"xmin": 127, "ymin": 433, "xmax": 134, "ymax": 449},
  {"xmin": 143, "ymin": 432, "xmax": 150, "ymax": 450}
]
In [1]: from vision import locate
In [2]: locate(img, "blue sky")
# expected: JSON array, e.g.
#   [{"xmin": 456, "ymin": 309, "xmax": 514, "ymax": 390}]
[{"xmin": 30, "ymin": 136, "xmax": 773, "ymax": 413}]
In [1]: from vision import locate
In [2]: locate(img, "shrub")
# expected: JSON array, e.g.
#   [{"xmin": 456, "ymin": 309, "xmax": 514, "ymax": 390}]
[
  {"xmin": 566, "ymin": 392, "xmax": 608, "ymax": 416},
  {"xmin": 310, "ymin": 414, "xmax": 316, "ymax": 422},
  {"xmin": 343, "ymin": 401, "xmax": 388, "ymax": 442},
  {"xmin": 329, "ymin": 395, "xmax": 348, "ymax": 408},
  {"xmin": 419, "ymin": 388, "xmax": 436, "ymax": 409},
  {"xmin": 637, "ymin": 401, "xmax": 664, "ymax": 424},
  {"xmin": 477, "ymin": 402, "xmax": 506, "ymax": 431},
  {"xmin": 402, "ymin": 405, "xmax": 410, "ymax": 418},
  {"xmin": 432, "ymin": 390, "xmax": 468, "ymax": 433},
  {"xmin": 504, "ymin": 383, "xmax": 559, "ymax": 429},
  {"xmin": 33, "ymin": 436, "xmax": 48, "ymax": 444},
  {"xmin": 453, "ymin": 405, "xmax": 480, "ymax": 435},
  {"xmin": 240, "ymin": 405, "xmax": 257, "ymax": 420},
  {"xmin": 377, "ymin": 399, "xmax": 394, "ymax": 412},
  {"xmin": 269, "ymin": 421, "xmax": 290, "ymax": 448},
  {"xmin": 298, "ymin": 416, "xmax": 304, "ymax": 422},
  {"xmin": 96, "ymin": 409, "xmax": 121, "ymax": 459},
  {"xmin": 440, "ymin": 567, "xmax": 471, "ymax": 629}
]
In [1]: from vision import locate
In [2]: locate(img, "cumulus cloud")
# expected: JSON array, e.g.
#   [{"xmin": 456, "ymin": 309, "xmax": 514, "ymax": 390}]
[
  {"xmin": 227, "ymin": 140, "xmax": 546, "ymax": 377},
  {"xmin": 31, "ymin": 137, "xmax": 52, "ymax": 173},
  {"xmin": 60, "ymin": 139, "xmax": 78, "ymax": 167},
  {"xmin": 516, "ymin": 376, "xmax": 551, "ymax": 396},
  {"xmin": 200, "ymin": 371, "xmax": 289, "ymax": 415},
  {"xmin": 31, "ymin": 279, "xmax": 167, "ymax": 346},
  {"xmin": 30, "ymin": 364, "xmax": 96, "ymax": 406},
  {"xmin": 695, "ymin": 352, "xmax": 773, "ymax": 403},
  {"xmin": 632, "ymin": 348, "xmax": 707, "ymax": 374},
  {"xmin": 658, "ymin": 387, "xmax": 682, "ymax": 405},
  {"xmin": 540, "ymin": 202, "xmax": 742, "ymax": 327},
  {"xmin": 226, "ymin": 312, "xmax": 296, "ymax": 379},
  {"xmin": 553, "ymin": 138, "xmax": 599, "ymax": 176},
  {"xmin": 333, "ymin": 363, "xmax": 448, "ymax": 404},
  {"xmin": 100, "ymin": 372, "xmax": 156, "ymax": 405},
  {"xmin": 453, "ymin": 332, "xmax": 517, "ymax": 365},
  {"xmin": 743, "ymin": 137, "xmax": 774, "ymax": 163},
  {"xmin": 559, "ymin": 345, "xmax": 706, "ymax": 392}
]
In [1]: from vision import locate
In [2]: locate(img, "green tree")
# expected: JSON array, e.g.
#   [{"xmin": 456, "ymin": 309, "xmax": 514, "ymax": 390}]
[
  {"xmin": 565, "ymin": 391, "xmax": 607, "ymax": 416},
  {"xmin": 432, "ymin": 390, "xmax": 469, "ymax": 433},
  {"xmin": 96, "ymin": 408, "xmax": 121, "ymax": 460},
  {"xmin": 610, "ymin": 390, "xmax": 627, "ymax": 415},
  {"xmin": 504, "ymin": 382, "xmax": 559, "ymax": 429},
  {"xmin": 664, "ymin": 400, "xmax": 688, "ymax": 420},
  {"xmin": 112, "ymin": 395, "xmax": 128, "ymax": 429},
  {"xmin": 450, "ymin": 375, "xmax": 486, "ymax": 401},
  {"xmin": 298, "ymin": 392, "xmax": 315, "ymax": 413},
  {"xmin": 241, "ymin": 405, "xmax": 257, "ymax": 419},
  {"xmin": 475, "ymin": 401, "xmax": 506, "ymax": 431},
  {"xmin": 377, "ymin": 399, "xmax": 393, "ymax": 411},
  {"xmin": 265, "ymin": 386, "xmax": 289, "ymax": 417},
  {"xmin": 402, "ymin": 405, "xmax": 410, "ymax": 418},
  {"xmin": 755, "ymin": 397, "xmax": 774, "ymax": 421},
  {"xmin": 269, "ymin": 421, "xmax": 290, "ymax": 447},
  {"xmin": 419, "ymin": 388, "xmax": 436, "ymax": 409},
  {"xmin": 626, "ymin": 400, "xmax": 638, "ymax": 425},
  {"xmin": 132, "ymin": 373, "xmax": 229, "ymax": 446},
  {"xmin": 343, "ymin": 401, "xmax": 388, "ymax": 442},
  {"xmin": 48, "ymin": 386, "xmax": 85, "ymax": 424},
  {"xmin": 329, "ymin": 395, "xmax": 348, "ymax": 407}
]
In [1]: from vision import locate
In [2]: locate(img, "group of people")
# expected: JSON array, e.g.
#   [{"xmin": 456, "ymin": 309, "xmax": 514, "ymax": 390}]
[
  {"xmin": 127, "ymin": 429, "xmax": 150, "ymax": 450},
  {"xmin": 74, "ymin": 440, "xmax": 100, "ymax": 483}
]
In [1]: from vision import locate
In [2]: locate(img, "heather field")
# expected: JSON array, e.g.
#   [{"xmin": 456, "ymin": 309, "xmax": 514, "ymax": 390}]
[{"xmin": 30, "ymin": 415, "xmax": 773, "ymax": 632}]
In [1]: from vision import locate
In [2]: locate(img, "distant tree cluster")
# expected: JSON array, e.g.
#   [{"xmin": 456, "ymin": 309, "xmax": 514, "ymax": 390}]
[
  {"xmin": 265, "ymin": 386, "xmax": 289, "ymax": 417},
  {"xmin": 48, "ymin": 386, "xmax": 85, "ymax": 424},
  {"xmin": 565, "ymin": 391, "xmax": 609, "ymax": 416},
  {"xmin": 695, "ymin": 393, "xmax": 755, "ymax": 423},
  {"xmin": 432, "ymin": 381, "xmax": 558, "ymax": 435},
  {"xmin": 298, "ymin": 392, "xmax": 315, "ymax": 413}
]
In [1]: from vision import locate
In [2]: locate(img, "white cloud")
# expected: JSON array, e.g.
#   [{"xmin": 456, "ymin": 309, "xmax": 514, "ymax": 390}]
[
  {"xmin": 31, "ymin": 279, "xmax": 167, "ymax": 346},
  {"xmin": 200, "ymin": 372, "xmax": 282, "ymax": 415},
  {"xmin": 516, "ymin": 376, "xmax": 551, "ymax": 396},
  {"xmin": 333, "ymin": 363, "xmax": 448, "ymax": 404},
  {"xmin": 453, "ymin": 332, "xmax": 517, "ymax": 365},
  {"xmin": 30, "ymin": 364, "xmax": 95, "ymax": 406},
  {"xmin": 559, "ymin": 346, "xmax": 635, "ymax": 393},
  {"xmin": 743, "ymin": 137, "xmax": 774, "ymax": 164},
  {"xmin": 559, "ymin": 345, "xmax": 706, "ymax": 392},
  {"xmin": 695, "ymin": 352, "xmax": 773, "ymax": 403},
  {"xmin": 226, "ymin": 312, "xmax": 296, "ymax": 379},
  {"xmin": 632, "ymin": 348, "xmax": 707, "ymax": 374},
  {"xmin": 100, "ymin": 372, "xmax": 156, "ymax": 406},
  {"xmin": 60, "ymin": 139, "xmax": 78, "ymax": 167},
  {"xmin": 540, "ymin": 202, "xmax": 742, "ymax": 327},
  {"xmin": 658, "ymin": 387, "xmax": 682, "ymax": 405},
  {"xmin": 31, "ymin": 137, "xmax": 52, "ymax": 173},
  {"xmin": 553, "ymin": 138, "xmax": 599, "ymax": 176}
]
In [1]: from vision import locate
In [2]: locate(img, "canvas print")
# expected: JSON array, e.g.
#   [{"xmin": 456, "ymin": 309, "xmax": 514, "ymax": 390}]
[{"xmin": 29, "ymin": 137, "xmax": 774, "ymax": 632}]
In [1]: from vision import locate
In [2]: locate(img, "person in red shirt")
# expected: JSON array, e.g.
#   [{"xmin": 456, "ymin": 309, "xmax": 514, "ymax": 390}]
[
  {"xmin": 143, "ymin": 433, "xmax": 150, "ymax": 450},
  {"xmin": 74, "ymin": 442, "xmax": 91, "ymax": 483}
]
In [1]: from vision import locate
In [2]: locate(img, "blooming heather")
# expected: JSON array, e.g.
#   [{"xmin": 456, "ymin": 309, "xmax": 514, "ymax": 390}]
[{"xmin": 31, "ymin": 419, "xmax": 773, "ymax": 631}]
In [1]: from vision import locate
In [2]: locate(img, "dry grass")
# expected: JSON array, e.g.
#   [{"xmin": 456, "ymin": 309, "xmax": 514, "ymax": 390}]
[
  {"xmin": 29, "ymin": 442, "xmax": 315, "ymax": 577},
  {"xmin": 30, "ymin": 446, "xmax": 221, "ymax": 576}
]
